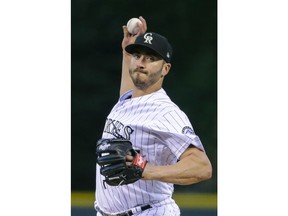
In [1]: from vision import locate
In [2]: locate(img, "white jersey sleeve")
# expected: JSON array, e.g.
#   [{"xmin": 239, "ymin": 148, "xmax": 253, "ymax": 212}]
[{"xmin": 149, "ymin": 107, "xmax": 204, "ymax": 160}]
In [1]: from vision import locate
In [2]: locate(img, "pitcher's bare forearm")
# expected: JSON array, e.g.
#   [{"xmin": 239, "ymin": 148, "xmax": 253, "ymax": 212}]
[
  {"xmin": 142, "ymin": 147, "xmax": 212, "ymax": 185},
  {"xmin": 119, "ymin": 17, "xmax": 147, "ymax": 96},
  {"xmin": 120, "ymin": 51, "xmax": 133, "ymax": 96}
]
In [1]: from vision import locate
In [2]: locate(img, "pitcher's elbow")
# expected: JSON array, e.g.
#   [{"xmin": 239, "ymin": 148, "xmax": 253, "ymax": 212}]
[
  {"xmin": 206, "ymin": 168, "xmax": 213, "ymax": 180},
  {"xmin": 198, "ymin": 161, "xmax": 212, "ymax": 181},
  {"xmin": 204, "ymin": 163, "xmax": 213, "ymax": 180}
]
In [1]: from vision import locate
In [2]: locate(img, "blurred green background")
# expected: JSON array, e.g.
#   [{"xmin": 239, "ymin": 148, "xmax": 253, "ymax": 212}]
[{"xmin": 72, "ymin": 0, "xmax": 217, "ymax": 195}]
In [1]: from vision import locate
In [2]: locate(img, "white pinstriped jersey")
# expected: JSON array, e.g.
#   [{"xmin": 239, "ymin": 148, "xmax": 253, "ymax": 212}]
[{"xmin": 95, "ymin": 88, "xmax": 204, "ymax": 213}]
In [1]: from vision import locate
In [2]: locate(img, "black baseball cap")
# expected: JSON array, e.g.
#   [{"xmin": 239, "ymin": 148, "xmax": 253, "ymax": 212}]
[{"xmin": 125, "ymin": 32, "xmax": 173, "ymax": 63}]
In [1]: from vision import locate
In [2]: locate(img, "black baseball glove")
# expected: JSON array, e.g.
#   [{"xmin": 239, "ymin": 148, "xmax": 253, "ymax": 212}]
[{"xmin": 96, "ymin": 139, "xmax": 147, "ymax": 186}]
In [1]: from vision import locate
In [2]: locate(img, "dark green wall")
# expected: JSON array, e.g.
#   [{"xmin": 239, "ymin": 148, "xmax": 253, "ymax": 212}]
[{"xmin": 72, "ymin": 0, "xmax": 217, "ymax": 192}]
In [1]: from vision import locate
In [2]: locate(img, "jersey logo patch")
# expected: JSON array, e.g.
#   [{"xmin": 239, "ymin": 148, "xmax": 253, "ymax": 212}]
[{"xmin": 182, "ymin": 126, "xmax": 195, "ymax": 135}]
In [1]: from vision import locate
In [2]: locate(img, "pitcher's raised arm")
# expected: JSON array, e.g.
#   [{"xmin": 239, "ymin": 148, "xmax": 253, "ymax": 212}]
[{"xmin": 120, "ymin": 16, "xmax": 147, "ymax": 96}]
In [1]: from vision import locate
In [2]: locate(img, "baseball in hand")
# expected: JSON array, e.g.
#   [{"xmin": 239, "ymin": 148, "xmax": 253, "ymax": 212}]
[{"xmin": 127, "ymin": 18, "xmax": 142, "ymax": 35}]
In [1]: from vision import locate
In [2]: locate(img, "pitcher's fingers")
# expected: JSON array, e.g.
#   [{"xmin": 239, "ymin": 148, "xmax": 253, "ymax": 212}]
[
  {"xmin": 126, "ymin": 155, "xmax": 133, "ymax": 162},
  {"xmin": 126, "ymin": 161, "xmax": 132, "ymax": 166},
  {"xmin": 122, "ymin": 25, "xmax": 130, "ymax": 38},
  {"xmin": 139, "ymin": 16, "xmax": 147, "ymax": 33}
]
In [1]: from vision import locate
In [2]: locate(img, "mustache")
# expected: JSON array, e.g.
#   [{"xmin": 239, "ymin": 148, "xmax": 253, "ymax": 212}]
[{"xmin": 133, "ymin": 69, "xmax": 148, "ymax": 74}]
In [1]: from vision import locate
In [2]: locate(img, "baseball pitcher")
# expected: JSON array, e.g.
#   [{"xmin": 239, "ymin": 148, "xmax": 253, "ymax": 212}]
[{"xmin": 94, "ymin": 16, "xmax": 212, "ymax": 216}]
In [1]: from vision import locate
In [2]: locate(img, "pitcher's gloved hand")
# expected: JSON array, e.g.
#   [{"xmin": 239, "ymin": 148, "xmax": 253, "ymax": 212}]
[{"xmin": 96, "ymin": 139, "xmax": 147, "ymax": 186}]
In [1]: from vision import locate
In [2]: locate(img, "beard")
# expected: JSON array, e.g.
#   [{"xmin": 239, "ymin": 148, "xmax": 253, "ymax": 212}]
[{"xmin": 129, "ymin": 68, "xmax": 162, "ymax": 91}]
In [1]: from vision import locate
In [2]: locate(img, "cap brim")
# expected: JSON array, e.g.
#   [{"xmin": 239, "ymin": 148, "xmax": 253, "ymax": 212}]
[{"xmin": 125, "ymin": 44, "xmax": 165, "ymax": 61}]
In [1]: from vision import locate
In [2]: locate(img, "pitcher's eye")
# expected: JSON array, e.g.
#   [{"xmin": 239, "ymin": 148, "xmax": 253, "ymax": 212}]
[
  {"xmin": 132, "ymin": 53, "xmax": 140, "ymax": 59},
  {"xmin": 146, "ymin": 56, "xmax": 154, "ymax": 61}
]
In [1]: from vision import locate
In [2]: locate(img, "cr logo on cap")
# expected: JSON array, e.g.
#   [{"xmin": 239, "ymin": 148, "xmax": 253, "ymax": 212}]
[{"xmin": 144, "ymin": 33, "xmax": 153, "ymax": 44}]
